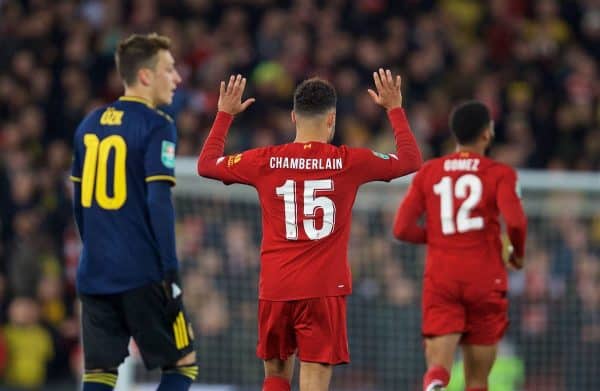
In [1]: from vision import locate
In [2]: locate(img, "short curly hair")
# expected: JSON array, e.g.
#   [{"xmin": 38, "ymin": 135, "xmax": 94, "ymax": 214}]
[{"xmin": 293, "ymin": 77, "xmax": 337, "ymax": 116}]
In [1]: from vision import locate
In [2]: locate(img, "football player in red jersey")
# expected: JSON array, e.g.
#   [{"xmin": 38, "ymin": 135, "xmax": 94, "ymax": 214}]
[
  {"xmin": 393, "ymin": 101, "xmax": 527, "ymax": 391},
  {"xmin": 198, "ymin": 70, "xmax": 422, "ymax": 391}
]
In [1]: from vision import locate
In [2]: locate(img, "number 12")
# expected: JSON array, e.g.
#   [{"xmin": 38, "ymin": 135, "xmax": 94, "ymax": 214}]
[{"xmin": 433, "ymin": 174, "xmax": 484, "ymax": 235}]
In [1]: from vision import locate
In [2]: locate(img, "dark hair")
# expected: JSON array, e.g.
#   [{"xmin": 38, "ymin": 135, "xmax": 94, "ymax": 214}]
[
  {"xmin": 449, "ymin": 100, "xmax": 491, "ymax": 144},
  {"xmin": 115, "ymin": 33, "xmax": 171, "ymax": 86},
  {"xmin": 293, "ymin": 77, "xmax": 337, "ymax": 116}
]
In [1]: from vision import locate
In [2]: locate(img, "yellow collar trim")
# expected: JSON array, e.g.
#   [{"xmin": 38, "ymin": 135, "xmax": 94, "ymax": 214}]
[{"xmin": 119, "ymin": 96, "xmax": 155, "ymax": 108}]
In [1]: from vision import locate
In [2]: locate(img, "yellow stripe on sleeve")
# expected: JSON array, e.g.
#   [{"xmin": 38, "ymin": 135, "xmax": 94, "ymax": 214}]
[
  {"xmin": 146, "ymin": 175, "xmax": 176, "ymax": 184},
  {"xmin": 70, "ymin": 176, "xmax": 82, "ymax": 182}
]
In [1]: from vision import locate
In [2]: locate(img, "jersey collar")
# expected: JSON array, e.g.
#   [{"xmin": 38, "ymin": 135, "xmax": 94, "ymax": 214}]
[{"xmin": 118, "ymin": 96, "xmax": 155, "ymax": 108}]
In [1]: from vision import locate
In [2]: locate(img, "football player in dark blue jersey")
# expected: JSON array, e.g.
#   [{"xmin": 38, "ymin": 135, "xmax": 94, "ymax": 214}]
[{"xmin": 70, "ymin": 33, "xmax": 197, "ymax": 391}]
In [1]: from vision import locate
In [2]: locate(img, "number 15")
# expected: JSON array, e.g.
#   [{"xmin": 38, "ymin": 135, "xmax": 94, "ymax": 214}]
[{"xmin": 276, "ymin": 179, "xmax": 336, "ymax": 240}]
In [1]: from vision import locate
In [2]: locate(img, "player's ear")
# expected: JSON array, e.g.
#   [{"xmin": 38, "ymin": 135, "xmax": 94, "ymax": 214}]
[
  {"xmin": 291, "ymin": 111, "xmax": 297, "ymax": 124},
  {"xmin": 138, "ymin": 68, "xmax": 153, "ymax": 87},
  {"xmin": 326, "ymin": 111, "xmax": 336, "ymax": 128}
]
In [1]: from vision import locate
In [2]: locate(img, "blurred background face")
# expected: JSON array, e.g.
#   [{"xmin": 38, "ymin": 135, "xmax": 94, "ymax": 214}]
[
  {"xmin": 8, "ymin": 297, "xmax": 40, "ymax": 326},
  {"xmin": 149, "ymin": 49, "xmax": 181, "ymax": 106}
]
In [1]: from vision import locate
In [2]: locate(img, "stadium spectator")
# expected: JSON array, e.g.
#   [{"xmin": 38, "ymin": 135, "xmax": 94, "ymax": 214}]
[{"xmin": 1, "ymin": 297, "xmax": 54, "ymax": 389}]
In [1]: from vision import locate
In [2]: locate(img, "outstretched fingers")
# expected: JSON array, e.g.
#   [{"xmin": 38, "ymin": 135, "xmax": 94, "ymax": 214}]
[
  {"xmin": 373, "ymin": 71, "xmax": 383, "ymax": 94},
  {"xmin": 367, "ymin": 88, "xmax": 380, "ymax": 104},
  {"xmin": 227, "ymin": 75, "xmax": 235, "ymax": 94}
]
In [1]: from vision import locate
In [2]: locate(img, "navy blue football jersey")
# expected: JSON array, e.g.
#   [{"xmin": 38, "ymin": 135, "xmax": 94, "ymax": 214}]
[{"xmin": 71, "ymin": 96, "xmax": 177, "ymax": 294}]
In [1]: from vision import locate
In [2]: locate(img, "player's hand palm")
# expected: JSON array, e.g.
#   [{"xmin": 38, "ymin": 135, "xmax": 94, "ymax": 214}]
[
  {"xmin": 218, "ymin": 74, "xmax": 255, "ymax": 115},
  {"xmin": 368, "ymin": 68, "xmax": 403, "ymax": 111}
]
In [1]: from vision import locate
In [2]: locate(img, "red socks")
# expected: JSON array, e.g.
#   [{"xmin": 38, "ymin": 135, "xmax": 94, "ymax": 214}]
[
  {"xmin": 263, "ymin": 376, "xmax": 291, "ymax": 391},
  {"xmin": 423, "ymin": 365, "xmax": 450, "ymax": 391}
]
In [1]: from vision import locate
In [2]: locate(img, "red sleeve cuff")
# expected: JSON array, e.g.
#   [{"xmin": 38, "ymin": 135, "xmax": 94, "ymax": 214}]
[
  {"xmin": 387, "ymin": 107, "xmax": 406, "ymax": 122},
  {"xmin": 216, "ymin": 111, "xmax": 234, "ymax": 124}
]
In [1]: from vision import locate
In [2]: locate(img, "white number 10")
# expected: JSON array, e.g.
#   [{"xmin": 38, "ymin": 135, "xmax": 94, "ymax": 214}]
[
  {"xmin": 433, "ymin": 174, "xmax": 484, "ymax": 235},
  {"xmin": 276, "ymin": 179, "xmax": 335, "ymax": 240}
]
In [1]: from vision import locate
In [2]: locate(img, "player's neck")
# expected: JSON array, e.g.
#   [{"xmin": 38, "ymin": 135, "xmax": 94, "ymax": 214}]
[
  {"xmin": 455, "ymin": 144, "xmax": 485, "ymax": 156},
  {"xmin": 123, "ymin": 87, "xmax": 156, "ymax": 108},
  {"xmin": 294, "ymin": 128, "xmax": 329, "ymax": 143}
]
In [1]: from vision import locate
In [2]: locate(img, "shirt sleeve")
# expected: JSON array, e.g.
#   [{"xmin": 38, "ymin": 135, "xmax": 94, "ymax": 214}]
[
  {"xmin": 197, "ymin": 111, "xmax": 263, "ymax": 186},
  {"xmin": 347, "ymin": 108, "xmax": 422, "ymax": 184},
  {"xmin": 497, "ymin": 167, "xmax": 527, "ymax": 258},
  {"xmin": 147, "ymin": 181, "xmax": 178, "ymax": 273},
  {"xmin": 144, "ymin": 122, "xmax": 177, "ymax": 186},
  {"xmin": 70, "ymin": 131, "xmax": 83, "ymax": 238},
  {"xmin": 70, "ymin": 132, "xmax": 82, "ymax": 183},
  {"xmin": 393, "ymin": 168, "xmax": 427, "ymax": 243}
]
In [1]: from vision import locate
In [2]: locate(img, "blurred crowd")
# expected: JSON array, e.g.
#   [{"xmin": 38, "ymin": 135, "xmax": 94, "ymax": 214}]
[{"xmin": 0, "ymin": 0, "xmax": 599, "ymax": 389}]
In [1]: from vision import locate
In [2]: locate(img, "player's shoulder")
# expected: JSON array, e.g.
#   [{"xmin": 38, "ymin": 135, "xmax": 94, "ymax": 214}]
[
  {"xmin": 115, "ymin": 97, "xmax": 175, "ymax": 128},
  {"xmin": 75, "ymin": 105, "xmax": 110, "ymax": 134},
  {"xmin": 415, "ymin": 156, "xmax": 444, "ymax": 174},
  {"xmin": 481, "ymin": 156, "xmax": 517, "ymax": 178}
]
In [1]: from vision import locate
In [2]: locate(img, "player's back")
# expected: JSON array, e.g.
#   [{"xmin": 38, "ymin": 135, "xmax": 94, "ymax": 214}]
[
  {"xmin": 71, "ymin": 97, "xmax": 176, "ymax": 294},
  {"xmin": 248, "ymin": 142, "xmax": 383, "ymax": 300},
  {"xmin": 417, "ymin": 151, "xmax": 516, "ymax": 277}
]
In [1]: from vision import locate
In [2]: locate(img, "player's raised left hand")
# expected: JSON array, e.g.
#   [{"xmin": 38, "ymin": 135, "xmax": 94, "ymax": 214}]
[
  {"xmin": 367, "ymin": 68, "xmax": 403, "ymax": 111},
  {"xmin": 218, "ymin": 74, "xmax": 256, "ymax": 115}
]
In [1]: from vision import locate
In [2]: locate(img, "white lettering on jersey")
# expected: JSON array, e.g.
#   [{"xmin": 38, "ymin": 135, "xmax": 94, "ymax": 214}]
[
  {"xmin": 269, "ymin": 157, "xmax": 343, "ymax": 170},
  {"xmin": 443, "ymin": 158, "xmax": 480, "ymax": 172}
]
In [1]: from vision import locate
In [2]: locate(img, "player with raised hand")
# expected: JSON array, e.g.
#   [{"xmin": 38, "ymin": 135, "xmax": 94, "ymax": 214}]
[
  {"xmin": 393, "ymin": 101, "xmax": 527, "ymax": 391},
  {"xmin": 198, "ymin": 69, "xmax": 422, "ymax": 391},
  {"xmin": 70, "ymin": 33, "xmax": 197, "ymax": 391}
]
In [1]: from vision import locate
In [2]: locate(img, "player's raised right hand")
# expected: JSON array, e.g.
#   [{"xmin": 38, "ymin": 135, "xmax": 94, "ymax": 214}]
[
  {"xmin": 367, "ymin": 68, "xmax": 402, "ymax": 111},
  {"xmin": 218, "ymin": 74, "xmax": 256, "ymax": 115}
]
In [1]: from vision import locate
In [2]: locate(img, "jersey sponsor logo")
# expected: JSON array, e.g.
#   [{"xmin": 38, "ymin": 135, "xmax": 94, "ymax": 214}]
[
  {"xmin": 269, "ymin": 157, "xmax": 343, "ymax": 170},
  {"xmin": 161, "ymin": 140, "xmax": 176, "ymax": 169},
  {"xmin": 443, "ymin": 158, "xmax": 480, "ymax": 172},
  {"xmin": 100, "ymin": 108, "xmax": 124, "ymax": 126},
  {"xmin": 227, "ymin": 153, "xmax": 242, "ymax": 167},
  {"xmin": 372, "ymin": 151, "xmax": 390, "ymax": 159}
]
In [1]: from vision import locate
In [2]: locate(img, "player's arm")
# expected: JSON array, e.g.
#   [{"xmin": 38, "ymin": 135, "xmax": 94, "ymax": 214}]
[
  {"xmin": 144, "ymin": 121, "xmax": 179, "ymax": 276},
  {"xmin": 70, "ymin": 132, "xmax": 84, "ymax": 238},
  {"xmin": 197, "ymin": 74, "xmax": 258, "ymax": 185},
  {"xmin": 350, "ymin": 69, "xmax": 422, "ymax": 183},
  {"xmin": 497, "ymin": 167, "xmax": 527, "ymax": 269},
  {"xmin": 393, "ymin": 169, "xmax": 427, "ymax": 243}
]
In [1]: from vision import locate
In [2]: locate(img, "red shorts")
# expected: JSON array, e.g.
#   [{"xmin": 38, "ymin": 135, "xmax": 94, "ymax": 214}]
[
  {"xmin": 422, "ymin": 274, "xmax": 509, "ymax": 345},
  {"xmin": 257, "ymin": 296, "xmax": 349, "ymax": 365}
]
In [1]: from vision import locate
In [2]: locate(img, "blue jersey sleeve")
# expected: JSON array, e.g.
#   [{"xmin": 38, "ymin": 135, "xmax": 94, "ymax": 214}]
[
  {"xmin": 144, "ymin": 122, "xmax": 177, "ymax": 186},
  {"xmin": 70, "ymin": 129, "xmax": 84, "ymax": 237},
  {"xmin": 147, "ymin": 181, "xmax": 178, "ymax": 273},
  {"xmin": 70, "ymin": 130, "xmax": 83, "ymax": 182}
]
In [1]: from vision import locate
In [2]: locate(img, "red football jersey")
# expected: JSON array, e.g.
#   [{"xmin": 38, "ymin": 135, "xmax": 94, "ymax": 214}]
[
  {"xmin": 394, "ymin": 151, "xmax": 527, "ymax": 284},
  {"xmin": 198, "ymin": 108, "xmax": 421, "ymax": 300}
]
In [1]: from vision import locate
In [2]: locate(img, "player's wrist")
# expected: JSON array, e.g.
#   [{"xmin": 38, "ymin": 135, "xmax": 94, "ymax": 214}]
[
  {"xmin": 217, "ymin": 110, "xmax": 235, "ymax": 119},
  {"xmin": 386, "ymin": 105, "xmax": 403, "ymax": 113}
]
